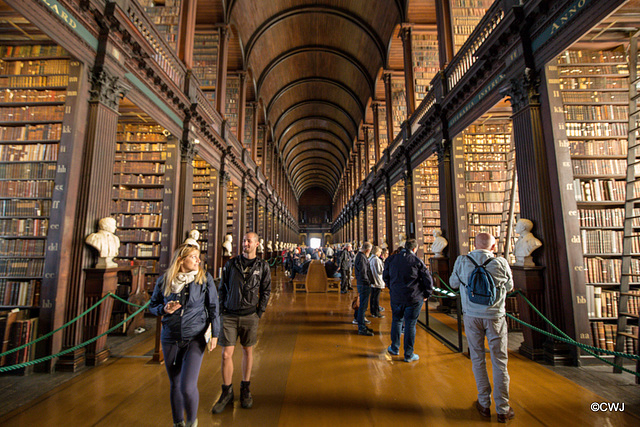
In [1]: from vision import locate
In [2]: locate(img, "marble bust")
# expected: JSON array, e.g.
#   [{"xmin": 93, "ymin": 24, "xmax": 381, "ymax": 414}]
[
  {"xmin": 397, "ymin": 233, "xmax": 407, "ymax": 249},
  {"xmin": 431, "ymin": 229, "xmax": 448, "ymax": 258},
  {"xmin": 514, "ymin": 218, "xmax": 542, "ymax": 267},
  {"xmin": 257, "ymin": 238, "xmax": 265, "ymax": 254},
  {"xmin": 86, "ymin": 217, "xmax": 120, "ymax": 268},
  {"xmin": 222, "ymin": 234, "xmax": 233, "ymax": 257},
  {"xmin": 184, "ymin": 229, "xmax": 200, "ymax": 249},
  {"xmin": 266, "ymin": 240, "xmax": 273, "ymax": 252}
]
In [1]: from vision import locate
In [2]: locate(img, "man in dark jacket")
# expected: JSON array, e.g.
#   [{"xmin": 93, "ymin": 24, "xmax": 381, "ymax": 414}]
[
  {"xmin": 339, "ymin": 243, "xmax": 354, "ymax": 293},
  {"xmin": 354, "ymin": 242, "xmax": 374, "ymax": 336},
  {"xmin": 383, "ymin": 238, "xmax": 433, "ymax": 362},
  {"xmin": 212, "ymin": 232, "xmax": 271, "ymax": 414}
]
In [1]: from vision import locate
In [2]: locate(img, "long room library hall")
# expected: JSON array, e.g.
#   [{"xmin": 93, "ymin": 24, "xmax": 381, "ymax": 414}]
[{"xmin": 1, "ymin": 0, "xmax": 640, "ymax": 426}]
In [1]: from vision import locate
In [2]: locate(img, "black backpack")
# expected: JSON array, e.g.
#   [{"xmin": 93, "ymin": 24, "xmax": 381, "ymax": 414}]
[{"xmin": 462, "ymin": 255, "xmax": 496, "ymax": 306}]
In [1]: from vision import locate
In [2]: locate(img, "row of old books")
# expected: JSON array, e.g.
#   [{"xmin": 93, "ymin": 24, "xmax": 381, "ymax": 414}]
[
  {"xmin": 581, "ymin": 229, "xmax": 631, "ymax": 254},
  {"xmin": 113, "ymin": 174, "xmax": 165, "ymax": 186},
  {"xmin": 0, "ymin": 238, "xmax": 45, "ymax": 257},
  {"xmin": 115, "ymin": 151, "xmax": 166, "ymax": 161},
  {"xmin": 0, "ymin": 180, "xmax": 53, "ymax": 198},
  {"xmin": 0, "ymin": 162, "xmax": 56, "ymax": 179},
  {"xmin": 579, "ymin": 208, "xmax": 640, "ymax": 228},
  {"xmin": 572, "ymin": 159, "xmax": 626, "ymax": 175},
  {"xmin": 584, "ymin": 258, "xmax": 622, "ymax": 284},
  {"xmin": 0, "ymin": 123, "xmax": 61, "ymax": 140},
  {"xmin": 0, "ymin": 45, "xmax": 67, "ymax": 58},
  {"xmin": 573, "ymin": 178, "xmax": 625, "ymax": 202},
  {"xmin": 588, "ymin": 287, "xmax": 619, "ymax": 318},
  {"xmin": 113, "ymin": 161, "xmax": 166, "ymax": 174},
  {"xmin": 0, "ymin": 218, "xmax": 49, "ymax": 236},
  {"xmin": 112, "ymin": 200, "xmax": 163, "ymax": 214},
  {"xmin": 118, "ymin": 243, "xmax": 161, "ymax": 258},
  {"xmin": 0, "ymin": 144, "xmax": 58, "ymax": 162},
  {"xmin": 115, "ymin": 214, "xmax": 162, "ymax": 228},
  {"xmin": 0, "ymin": 75, "xmax": 69, "ymax": 88},
  {"xmin": 590, "ymin": 322, "xmax": 638, "ymax": 354},
  {"xmin": 0, "ymin": 59, "xmax": 69, "ymax": 76},
  {"xmin": 564, "ymin": 105, "xmax": 628, "ymax": 121},
  {"xmin": 116, "ymin": 229, "xmax": 161, "ymax": 242},
  {"xmin": 0, "ymin": 259, "xmax": 44, "ymax": 277},
  {"xmin": 562, "ymin": 91, "xmax": 628, "ymax": 103},
  {"xmin": 0, "ymin": 309, "xmax": 38, "ymax": 367},
  {"xmin": 0, "ymin": 280, "xmax": 40, "ymax": 307},
  {"xmin": 559, "ymin": 64, "xmax": 627, "ymax": 75},
  {"xmin": 565, "ymin": 121, "xmax": 627, "ymax": 137},
  {"xmin": 0, "ymin": 89, "xmax": 66, "ymax": 103}
]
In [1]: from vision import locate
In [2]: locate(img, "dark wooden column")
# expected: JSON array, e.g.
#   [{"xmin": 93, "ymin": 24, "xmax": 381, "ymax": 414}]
[
  {"xmin": 384, "ymin": 174, "xmax": 394, "ymax": 252},
  {"xmin": 363, "ymin": 198, "xmax": 369, "ymax": 242},
  {"xmin": 216, "ymin": 159, "xmax": 230, "ymax": 270},
  {"xmin": 383, "ymin": 72, "xmax": 394, "ymax": 144},
  {"xmin": 177, "ymin": 0, "xmax": 197, "ymax": 68},
  {"xmin": 371, "ymin": 192, "xmax": 379, "ymax": 246},
  {"xmin": 253, "ymin": 194, "xmax": 259, "ymax": 231},
  {"xmin": 403, "ymin": 150, "xmax": 416, "ymax": 240},
  {"xmin": 176, "ymin": 139, "xmax": 196, "ymax": 243},
  {"xmin": 400, "ymin": 25, "xmax": 416, "ymax": 116},
  {"xmin": 238, "ymin": 175, "xmax": 247, "ymax": 247},
  {"xmin": 260, "ymin": 125, "xmax": 268, "ymax": 177},
  {"xmin": 363, "ymin": 125, "xmax": 371, "ymax": 173},
  {"xmin": 58, "ymin": 5, "xmax": 131, "ymax": 369},
  {"xmin": 435, "ymin": 0, "xmax": 454, "ymax": 69},
  {"xmin": 237, "ymin": 71, "xmax": 247, "ymax": 142},
  {"xmin": 372, "ymin": 102, "xmax": 381, "ymax": 163},
  {"xmin": 208, "ymin": 166, "xmax": 220, "ymax": 274},
  {"xmin": 250, "ymin": 102, "xmax": 259, "ymax": 162},
  {"xmin": 356, "ymin": 142, "xmax": 363, "ymax": 185},
  {"xmin": 436, "ymin": 138, "xmax": 459, "ymax": 269},
  {"xmin": 510, "ymin": 71, "xmax": 585, "ymax": 365},
  {"xmin": 215, "ymin": 25, "xmax": 230, "ymax": 115}
]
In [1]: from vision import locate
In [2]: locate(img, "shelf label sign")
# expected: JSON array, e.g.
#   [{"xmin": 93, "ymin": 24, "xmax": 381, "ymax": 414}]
[
  {"xmin": 532, "ymin": 0, "xmax": 593, "ymax": 52},
  {"xmin": 37, "ymin": 0, "xmax": 99, "ymax": 50},
  {"xmin": 448, "ymin": 73, "xmax": 505, "ymax": 127}
]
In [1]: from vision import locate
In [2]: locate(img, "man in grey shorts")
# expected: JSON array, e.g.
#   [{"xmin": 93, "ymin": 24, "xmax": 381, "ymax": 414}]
[{"xmin": 211, "ymin": 232, "xmax": 271, "ymax": 413}]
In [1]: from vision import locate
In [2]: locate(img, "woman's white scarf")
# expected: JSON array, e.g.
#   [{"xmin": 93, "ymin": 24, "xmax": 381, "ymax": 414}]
[{"xmin": 171, "ymin": 270, "xmax": 198, "ymax": 294}]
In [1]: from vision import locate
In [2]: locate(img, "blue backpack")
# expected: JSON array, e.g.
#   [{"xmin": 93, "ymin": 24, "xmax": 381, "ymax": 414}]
[{"xmin": 463, "ymin": 255, "xmax": 496, "ymax": 306}]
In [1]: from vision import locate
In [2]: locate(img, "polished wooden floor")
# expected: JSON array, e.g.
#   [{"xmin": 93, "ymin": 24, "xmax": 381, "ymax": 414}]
[{"xmin": 1, "ymin": 271, "xmax": 638, "ymax": 426}]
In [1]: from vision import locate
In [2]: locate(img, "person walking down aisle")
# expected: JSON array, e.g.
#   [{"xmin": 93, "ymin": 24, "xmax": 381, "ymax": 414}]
[
  {"xmin": 354, "ymin": 242, "xmax": 375, "ymax": 336},
  {"xmin": 383, "ymin": 239, "xmax": 433, "ymax": 362},
  {"xmin": 339, "ymin": 243, "xmax": 354, "ymax": 293},
  {"xmin": 369, "ymin": 246, "xmax": 386, "ymax": 318},
  {"xmin": 449, "ymin": 233, "xmax": 515, "ymax": 423},
  {"xmin": 212, "ymin": 232, "xmax": 271, "ymax": 414},
  {"xmin": 149, "ymin": 243, "xmax": 220, "ymax": 427}
]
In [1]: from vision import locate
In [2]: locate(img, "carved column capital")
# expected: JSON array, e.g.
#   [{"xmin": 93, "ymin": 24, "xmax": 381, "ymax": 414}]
[
  {"xmin": 435, "ymin": 138, "xmax": 451, "ymax": 164},
  {"xmin": 181, "ymin": 139, "xmax": 197, "ymax": 162},
  {"xmin": 508, "ymin": 68, "xmax": 541, "ymax": 112},
  {"xmin": 88, "ymin": 68, "xmax": 130, "ymax": 110},
  {"xmin": 399, "ymin": 24, "xmax": 412, "ymax": 42}
]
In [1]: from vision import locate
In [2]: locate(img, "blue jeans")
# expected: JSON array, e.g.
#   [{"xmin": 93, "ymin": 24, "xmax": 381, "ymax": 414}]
[
  {"xmin": 357, "ymin": 283, "xmax": 371, "ymax": 331},
  {"xmin": 389, "ymin": 301, "xmax": 424, "ymax": 358}
]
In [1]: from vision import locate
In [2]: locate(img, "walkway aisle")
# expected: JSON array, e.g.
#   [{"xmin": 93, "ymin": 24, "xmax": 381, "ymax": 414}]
[{"xmin": 0, "ymin": 270, "xmax": 638, "ymax": 426}]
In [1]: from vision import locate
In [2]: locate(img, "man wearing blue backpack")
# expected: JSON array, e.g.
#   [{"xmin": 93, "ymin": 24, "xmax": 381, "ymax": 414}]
[{"xmin": 450, "ymin": 233, "xmax": 514, "ymax": 423}]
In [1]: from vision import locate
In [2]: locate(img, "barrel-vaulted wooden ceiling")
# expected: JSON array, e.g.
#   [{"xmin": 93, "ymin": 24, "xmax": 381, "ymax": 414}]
[{"xmin": 195, "ymin": 0, "xmax": 436, "ymax": 199}]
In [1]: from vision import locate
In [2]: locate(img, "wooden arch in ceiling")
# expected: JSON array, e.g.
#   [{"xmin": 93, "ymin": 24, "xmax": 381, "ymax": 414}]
[{"xmin": 197, "ymin": 0, "xmax": 408, "ymax": 197}]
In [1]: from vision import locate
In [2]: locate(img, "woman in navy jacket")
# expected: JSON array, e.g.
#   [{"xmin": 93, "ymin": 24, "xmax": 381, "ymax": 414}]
[{"xmin": 149, "ymin": 243, "xmax": 220, "ymax": 427}]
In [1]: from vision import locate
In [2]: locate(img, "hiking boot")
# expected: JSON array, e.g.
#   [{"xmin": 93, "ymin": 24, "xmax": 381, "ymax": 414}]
[
  {"xmin": 211, "ymin": 385, "xmax": 233, "ymax": 414},
  {"xmin": 240, "ymin": 381, "xmax": 253, "ymax": 409},
  {"xmin": 185, "ymin": 420, "xmax": 198, "ymax": 427}
]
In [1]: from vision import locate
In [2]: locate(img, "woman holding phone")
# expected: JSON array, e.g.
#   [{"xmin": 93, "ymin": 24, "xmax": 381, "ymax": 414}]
[{"xmin": 150, "ymin": 243, "xmax": 220, "ymax": 427}]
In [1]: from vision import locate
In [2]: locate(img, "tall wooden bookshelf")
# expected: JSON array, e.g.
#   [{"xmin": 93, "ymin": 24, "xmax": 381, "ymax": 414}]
[
  {"xmin": 139, "ymin": 0, "xmax": 182, "ymax": 53},
  {"xmin": 193, "ymin": 30, "xmax": 218, "ymax": 104},
  {"xmin": 366, "ymin": 127, "xmax": 376, "ymax": 171},
  {"xmin": 378, "ymin": 105, "xmax": 388, "ymax": 153},
  {"xmin": 450, "ymin": 0, "xmax": 494, "ymax": 55},
  {"xmin": 192, "ymin": 156, "xmax": 213, "ymax": 270},
  {"xmin": 366, "ymin": 202, "xmax": 373, "ymax": 243},
  {"xmin": 390, "ymin": 180, "xmax": 406, "ymax": 248},
  {"xmin": 547, "ymin": 46, "xmax": 640, "ymax": 353},
  {"xmin": 225, "ymin": 75, "xmax": 240, "ymax": 137},
  {"xmin": 112, "ymin": 121, "xmax": 178, "ymax": 290},
  {"xmin": 414, "ymin": 153, "xmax": 440, "ymax": 262},
  {"xmin": 391, "ymin": 76, "xmax": 406, "ymax": 139},
  {"xmin": 257, "ymin": 203, "xmax": 265, "ymax": 239},
  {"xmin": 256, "ymin": 126, "xmax": 264, "ymax": 168},
  {"xmin": 0, "ymin": 41, "xmax": 79, "ymax": 369},
  {"xmin": 412, "ymin": 31, "xmax": 439, "ymax": 104},
  {"xmin": 244, "ymin": 104, "xmax": 253, "ymax": 150},
  {"xmin": 225, "ymin": 181, "xmax": 240, "ymax": 254},
  {"xmin": 377, "ymin": 193, "xmax": 387, "ymax": 248},
  {"xmin": 246, "ymin": 194, "xmax": 254, "ymax": 234}
]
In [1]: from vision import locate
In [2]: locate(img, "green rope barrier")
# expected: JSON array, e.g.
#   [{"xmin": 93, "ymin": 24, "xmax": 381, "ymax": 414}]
[
  {"xmin": 0, "ymin": 300, "xmax": 150, "ymax": 373},
  {"xmin": 0, "ymin": 293, "xmax": 147, "ymax": 360},
  {"xmin": 430, "ymin": 274, "xmax": 640, "ymax": 373}
]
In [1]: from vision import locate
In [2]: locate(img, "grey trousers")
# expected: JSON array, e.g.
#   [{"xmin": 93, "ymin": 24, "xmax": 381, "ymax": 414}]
[{"xmin": 464, "ymin": 315, "xmax": 510, "ymax": 414}]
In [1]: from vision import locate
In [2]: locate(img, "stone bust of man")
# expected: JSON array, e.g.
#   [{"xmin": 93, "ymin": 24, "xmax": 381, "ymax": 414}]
[
  {"xmin": 184, "ymin": 229, "xmax": 200, "ymax": 249},
  {"xmin": 266, "ymin": 240, "xmax": 273, "ymax": 252},
  {"xmin": 431, "ymin": 229, "xmax": 448, "ymax": 258},
  {"xmin": 222, "ymin": 234, "xmax": 233, "ymax": 257},
  {"xmin": 257, "ymin": 238, "xmax": 264, "ymax": 253},
  {"xmin": 86, "ymin": 217, "xmax": 120, "ymax": 268},
  {"xmin": 514, "ymin": 218, "xmax": 542, "ymax": 267}
]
